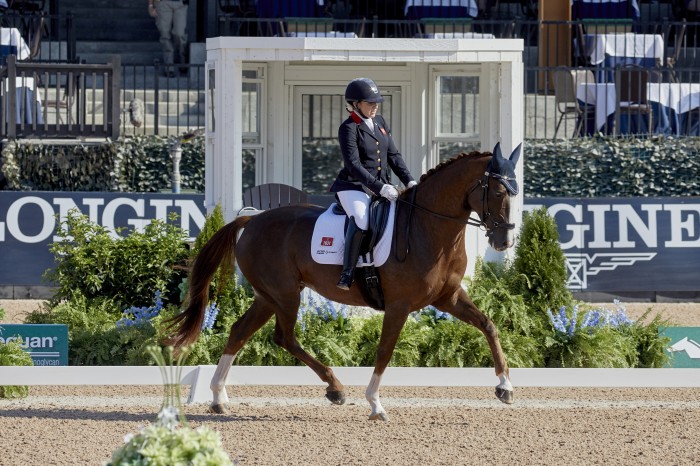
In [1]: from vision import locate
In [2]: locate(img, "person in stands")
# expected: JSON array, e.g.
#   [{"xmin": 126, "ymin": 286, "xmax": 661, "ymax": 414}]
[
  {"xmin": 148, "ymin": 0, "xmax": 188, "ymax": 77},
  {"xmin": 329, "ymin": 77, "xmax": 417, "ymax": 291}
]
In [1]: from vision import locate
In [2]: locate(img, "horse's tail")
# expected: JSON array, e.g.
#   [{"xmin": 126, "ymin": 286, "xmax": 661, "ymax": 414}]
[{"xmin": 165, "ymin": 215, "xmax": 253, "ymax": 348}]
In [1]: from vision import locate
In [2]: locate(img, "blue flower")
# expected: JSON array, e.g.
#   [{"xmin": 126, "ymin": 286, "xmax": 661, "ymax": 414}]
[
  {"xmin": 298, "ymin": 293, "xmax": 347, "ymax": 326},
  {"xmin": 552, "ymin": 302, "xmax": 635, "ymax": 338},
  {"xmin": 116, "ymin": 291, "xmax": 164, "ymax": 328},
  {"xmin": 201, "ymin": 302, "xmax": 219, "ymax": 330}
]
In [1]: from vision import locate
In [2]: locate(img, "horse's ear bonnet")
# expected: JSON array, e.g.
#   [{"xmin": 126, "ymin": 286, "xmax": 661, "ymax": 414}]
[{"xmin": 487, "ymin": 142, "xmax": 521, "ymax": 195}]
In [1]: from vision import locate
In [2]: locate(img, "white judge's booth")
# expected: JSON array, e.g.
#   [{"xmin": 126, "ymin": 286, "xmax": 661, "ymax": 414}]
[{"xmin": 204, "ymin": 37, "xmax": 523, "ymax": 274}]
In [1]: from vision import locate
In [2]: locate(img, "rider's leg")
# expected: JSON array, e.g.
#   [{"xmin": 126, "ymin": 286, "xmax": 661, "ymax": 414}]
[
  {"xmin": 337, "ymin": 217, "xmax": 364, "ymax": 290},
  {"xmin": 336, "ymin": 190, "xmax": 370, "ymax": 290}
]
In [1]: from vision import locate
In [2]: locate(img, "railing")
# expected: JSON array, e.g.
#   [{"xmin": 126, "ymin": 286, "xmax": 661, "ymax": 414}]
[
  {"xmin": 120, "ymin": 63, "xmax": 205, "ymax": 137},
  {"xmin": 0, "ymin": 55, "xmax": 121, "ymax": 139},
  {"xmin": 3, "ymin": 11, "xmax": 699, "ymax": 141},
  {"xmin": 218, "ymin": 15, "xmax": 700, "ymax": 140},
  {"xmin": 2, "ymin": 11, "xmax": 77, "ymax": 63}
]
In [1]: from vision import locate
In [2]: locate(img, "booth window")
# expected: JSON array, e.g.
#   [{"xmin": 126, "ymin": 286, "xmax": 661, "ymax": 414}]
[
  {"xmin": 207, "ymin": 68, "xmax": 215, "ymax": 133},
  {"xmin": 434, "ymin": 74, "xmax": 480, "ymax": 164},
  {"xmin": 242, "ymin": 67, "xmax": 264, "ymax": 190}
]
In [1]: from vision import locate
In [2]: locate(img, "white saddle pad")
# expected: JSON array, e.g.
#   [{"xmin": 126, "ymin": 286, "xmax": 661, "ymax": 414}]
[{"xmin": 310, "ymin": 202, "xmax": 395, "ymax": 267}]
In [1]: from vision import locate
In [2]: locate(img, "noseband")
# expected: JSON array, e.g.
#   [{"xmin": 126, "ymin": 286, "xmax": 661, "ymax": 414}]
[{"xmin": 473, "ymin": 171, "xmax": 517, "ymax": 236}]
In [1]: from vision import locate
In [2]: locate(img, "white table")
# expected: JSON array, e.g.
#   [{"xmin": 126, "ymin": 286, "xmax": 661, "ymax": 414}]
[
  {"xmin": 1, "ymin": 29, "xmax": 42, "ymax": 125},
  {"xmin": 404, "ymin": 0, "xmax": 478, "ymax": 18},
  {"xmin": 0, "ymin": 27, "xmax": 30, "ymax": 61},
  {"xmin": 647, "ymin": 83, "xmax": 700, "ymax": 115},
  {"xmin": 577, "ymin": 82, "xmax": 700, "ymax": 134},
  {"xmin": 584, "ymin": 33, "xmax": 663, "ymax": 66},
  {"xmin": 571, "ymin": 0, "xmax": 640, "ymax": 20},
  {"xmin": 285, "ymin": 31, "xmax": 358, "ymax": 38},
  {"xmin": 576, "ymin": 82, "xmax": 616, "ymax": 131},
  {"xmin": 421, "ymin": 32, "xmax": 495, "ymax": 39}
]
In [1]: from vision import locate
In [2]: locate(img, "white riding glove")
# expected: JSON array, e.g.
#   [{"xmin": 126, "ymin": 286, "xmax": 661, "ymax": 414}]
[
  {"xmin": 379, "ymin": 184, "xmax": 399, "ymax": 201},
  {"xmin": 407, "ymin": 180, "xmax": 418, "ymax": 188}
]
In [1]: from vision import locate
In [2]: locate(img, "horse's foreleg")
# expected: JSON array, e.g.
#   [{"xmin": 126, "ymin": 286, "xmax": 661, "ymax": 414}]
[
  {"xmin": 366, "ymin": 312, "xmax": 409, "ymax": 421},
  {"xmin": 272, "ymin": 313, "xmax": 346, "ymax": 405},
  {"xmin": 209, "ymin": 300, "xmax": 275, "ymax": 414},
  {"xmin": 435, "ymin": 290, "xmax": 513, "ymax": 405}
]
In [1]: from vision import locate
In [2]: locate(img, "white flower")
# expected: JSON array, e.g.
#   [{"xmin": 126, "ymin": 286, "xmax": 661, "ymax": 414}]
[{"xmin": 156, "ymin": 405, "xmax": 180, "ymax": 431}]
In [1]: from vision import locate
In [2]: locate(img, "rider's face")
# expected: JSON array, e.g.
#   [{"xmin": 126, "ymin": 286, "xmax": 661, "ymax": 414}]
[{"xmin": 357, "ymin": 101, "xmax": 379, "ymax": 117}]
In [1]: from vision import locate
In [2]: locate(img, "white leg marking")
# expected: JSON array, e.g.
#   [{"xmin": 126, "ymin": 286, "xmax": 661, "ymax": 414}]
[
  {"xmin": 497, "ymin": 372, "xmax": 513, "ymax": 391},
  {"xmin": 211, "ymin": 353, "xmax": 235, "ymax": 405},
  {"xmin": 365, "ymin": 373, "xmax": 386, "ymax": 419}
]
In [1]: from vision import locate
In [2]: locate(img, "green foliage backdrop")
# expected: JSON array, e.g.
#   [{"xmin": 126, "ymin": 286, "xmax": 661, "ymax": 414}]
[
  {"xmin": 524, "ymin": 136, "xmax": 700, "ymax": 197},
  {"xmin": 2, "ymin": 136, "xmax": 700, "ymax": 196}
]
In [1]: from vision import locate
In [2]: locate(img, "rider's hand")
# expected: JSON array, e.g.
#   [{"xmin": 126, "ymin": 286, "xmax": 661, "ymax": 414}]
[
  {"xmin": 379, "ymin": 184, "xmax": 399, "ymax": 201},
  {"xmin": 407, "ymin": 180, "xmax": 418, "ymax": 188}
]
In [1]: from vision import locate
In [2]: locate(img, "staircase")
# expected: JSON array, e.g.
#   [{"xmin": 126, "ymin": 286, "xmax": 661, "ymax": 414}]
[
  {"xmin": 76, "ymin": 41, "xmax": 163, "ymax": 66},
  {"xmin": 56, "ymin": 0, "xmax": 202, "ymax": 136},
  {"xmin": 62, "ymin": 0, "xmax": 160, "ymax": 43}
]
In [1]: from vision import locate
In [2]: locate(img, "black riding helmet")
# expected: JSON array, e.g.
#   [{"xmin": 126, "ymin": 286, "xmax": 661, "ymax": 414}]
[{"xmin": 345, "ymin": 78, "xmax": 385, "ymax": 103}]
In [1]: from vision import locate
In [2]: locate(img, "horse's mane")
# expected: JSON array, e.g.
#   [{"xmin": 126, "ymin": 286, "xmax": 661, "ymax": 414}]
[{"xmin": 418, "ymin": 150, "xmax": 492, "ymax": 184}]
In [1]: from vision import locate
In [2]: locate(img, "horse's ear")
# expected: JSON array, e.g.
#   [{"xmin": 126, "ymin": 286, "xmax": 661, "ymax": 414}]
[
  {"xmin": 492, "ymin": 142, "xmax": 503, "ymax": 160},
  {"xmin": 509, "ymin": 143, "xmax": 522, "ymax": 166}
]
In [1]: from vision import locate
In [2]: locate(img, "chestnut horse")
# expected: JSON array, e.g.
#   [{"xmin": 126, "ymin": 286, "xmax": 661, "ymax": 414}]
[{"xmin": 167, "ymin": 142, "xmax": 521, "ymax": 420}]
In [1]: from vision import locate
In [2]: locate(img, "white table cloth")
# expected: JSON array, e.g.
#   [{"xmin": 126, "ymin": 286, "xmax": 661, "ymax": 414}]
[
  {"xmin": 576, "ymin": 82, "xmax": 616, "ymax": 131},
  {"xmin": 404, "ymin": 0, "xmax": 478, "ymax": 18},
  {"xmin": 584, "ymin": 33, "xmax": 663, "ymax": 66},
  {"xmin": 285, "ymin": 31, "xmax": 358, "ymax": 37},
  {"xmin": 571, "ymin": 0, "xmax": 640, "ymax": 20},
  {"xmin": 647, "ymin": 83, "xmax": 700, "ymax": 115},
  {"xmin": 0, "ymin": 27, "xmax": 31, "ymax": 61},
  {"xmin": 422, "ymin": 32, "xmax": 495, "ymax": 39},
  {"xmin": 577, "ymin": 82, "xmax": 700, "ymax": 134}
]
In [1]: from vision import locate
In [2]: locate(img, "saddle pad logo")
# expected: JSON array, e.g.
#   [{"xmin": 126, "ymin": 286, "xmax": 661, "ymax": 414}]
[{"xmin": 321, "ymin": 237, "xmax": 334, "ymax": 247}]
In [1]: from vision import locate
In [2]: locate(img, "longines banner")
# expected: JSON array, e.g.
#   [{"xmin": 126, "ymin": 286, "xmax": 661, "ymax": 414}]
[
  {"xmin": 524, "ymin": 198, "xmax": 700, "ymax": 292},
  {"xmin": 0, "ymin": 192, "xmax": 205, "ymax": 286},
  {"xmin": 1, "ymin": 193, "xmax": 699, "ymax": 292}
]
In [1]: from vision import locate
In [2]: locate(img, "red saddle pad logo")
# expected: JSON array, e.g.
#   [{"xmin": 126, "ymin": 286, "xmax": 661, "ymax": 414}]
[{"xmin": 321, "ymin": 236, "xmax": 334, "ymax": 247}]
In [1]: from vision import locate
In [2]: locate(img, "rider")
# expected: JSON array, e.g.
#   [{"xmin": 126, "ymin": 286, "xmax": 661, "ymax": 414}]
[{"xmin": 329, "ymin": 77, "xmax": 417, "ymax": 291}]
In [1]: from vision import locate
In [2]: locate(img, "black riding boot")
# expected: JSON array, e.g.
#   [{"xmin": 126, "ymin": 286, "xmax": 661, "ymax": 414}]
[{"xmin": 337, "ymin": 217, "xmax": 364, "ymax": 290}]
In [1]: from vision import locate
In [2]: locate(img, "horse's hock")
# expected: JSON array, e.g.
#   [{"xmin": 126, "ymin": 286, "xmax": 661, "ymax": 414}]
[{"xmin": 204, "ymin": 37, "xmax": 524, "ymax": 277}]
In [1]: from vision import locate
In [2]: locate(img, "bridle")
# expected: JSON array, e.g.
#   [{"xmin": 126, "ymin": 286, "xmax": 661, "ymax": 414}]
[{"xmin": 394, "ymin": 171, "xmax": 515, "ymax": 261}]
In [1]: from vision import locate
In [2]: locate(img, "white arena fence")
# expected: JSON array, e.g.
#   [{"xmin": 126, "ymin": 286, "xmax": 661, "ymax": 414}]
[{"xmin": 1, "ymin": 366, "xmax": 700, "ymax": 404}]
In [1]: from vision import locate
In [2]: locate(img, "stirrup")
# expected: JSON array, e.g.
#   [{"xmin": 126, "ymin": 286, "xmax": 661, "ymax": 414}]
[{"xmin": 337, "ymin": 272, "xmax": 353, "ymax": 290}]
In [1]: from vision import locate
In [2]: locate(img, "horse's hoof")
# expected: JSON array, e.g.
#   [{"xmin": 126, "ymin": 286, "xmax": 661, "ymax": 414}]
[
  {"xmin": 325, "ymin": 390, "xmax": 346, "ymax": 405},
  {"xmin": 495, "ymin": 387, "xmax": 514, "ymax": 405},
  {"xmin": 368, "ymin": 412, "xmax": 389, "ymax": 421},
  {"xmin": 208, "ymin": 403, "xmax": 228, "ymax": 414}
]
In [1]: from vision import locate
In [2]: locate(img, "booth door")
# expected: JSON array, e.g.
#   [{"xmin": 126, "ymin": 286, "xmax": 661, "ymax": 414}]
[{"xmin": 293, "ymin": 86, "xmax": 401, "ymax": 195}]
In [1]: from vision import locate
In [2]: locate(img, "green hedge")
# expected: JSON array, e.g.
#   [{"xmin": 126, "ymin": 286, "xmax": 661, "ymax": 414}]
[
  {"xmin": 0, "ymin": 136, "xmax": 205, "ymax": 192},
  {"xmin": 3, "ymin": 135, "xmax": 700, "ymax": 197},
  {"xmin": 524, "ymin": 136, "xmax": 700, "ymax": 198}
]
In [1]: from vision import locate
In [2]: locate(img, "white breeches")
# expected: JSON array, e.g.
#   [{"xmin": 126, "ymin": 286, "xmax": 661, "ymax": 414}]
[{"xmin": 336, "ymin": 190, "xmax": 371, "ymax": 230}]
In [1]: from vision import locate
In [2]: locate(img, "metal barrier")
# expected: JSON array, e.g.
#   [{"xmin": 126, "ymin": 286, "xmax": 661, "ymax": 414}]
[
  {"xmin": 1, "ymin": 11, "xmax": 76, "ymax": 63},
  {"xmin": 120, "ymin": 63, "xmax": 205, "ymax": 137},
  {"xmin": 0, "ymin": 55, "xmax": 121, "ymax": 139},
  {"xmin": 212, "ymin": 15, "xmax": 700, "ymax": 140}
]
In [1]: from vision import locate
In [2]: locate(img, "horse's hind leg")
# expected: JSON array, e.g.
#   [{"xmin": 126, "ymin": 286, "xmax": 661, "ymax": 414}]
[
  {"xmin": 208, "ymin": 299, "xmax": 275, "ymax": 414},
  {"xmin": 272, "ymin": 303, "xmax": 346, "ymax": 405},
  {"xmin": 434, "ymin": 288, "xmax": 514, "ymax": 404}
]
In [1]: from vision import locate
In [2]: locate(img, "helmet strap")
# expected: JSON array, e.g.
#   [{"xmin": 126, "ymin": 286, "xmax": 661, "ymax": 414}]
[{"xmin": 353, "ymin": 104, "xmax": 370, "ymax": 120}]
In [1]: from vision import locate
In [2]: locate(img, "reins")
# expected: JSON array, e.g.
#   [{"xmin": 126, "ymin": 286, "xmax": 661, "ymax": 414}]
[{"xmin": 393, "ymin": 173, "xmax": 515, "ymax": 262}]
